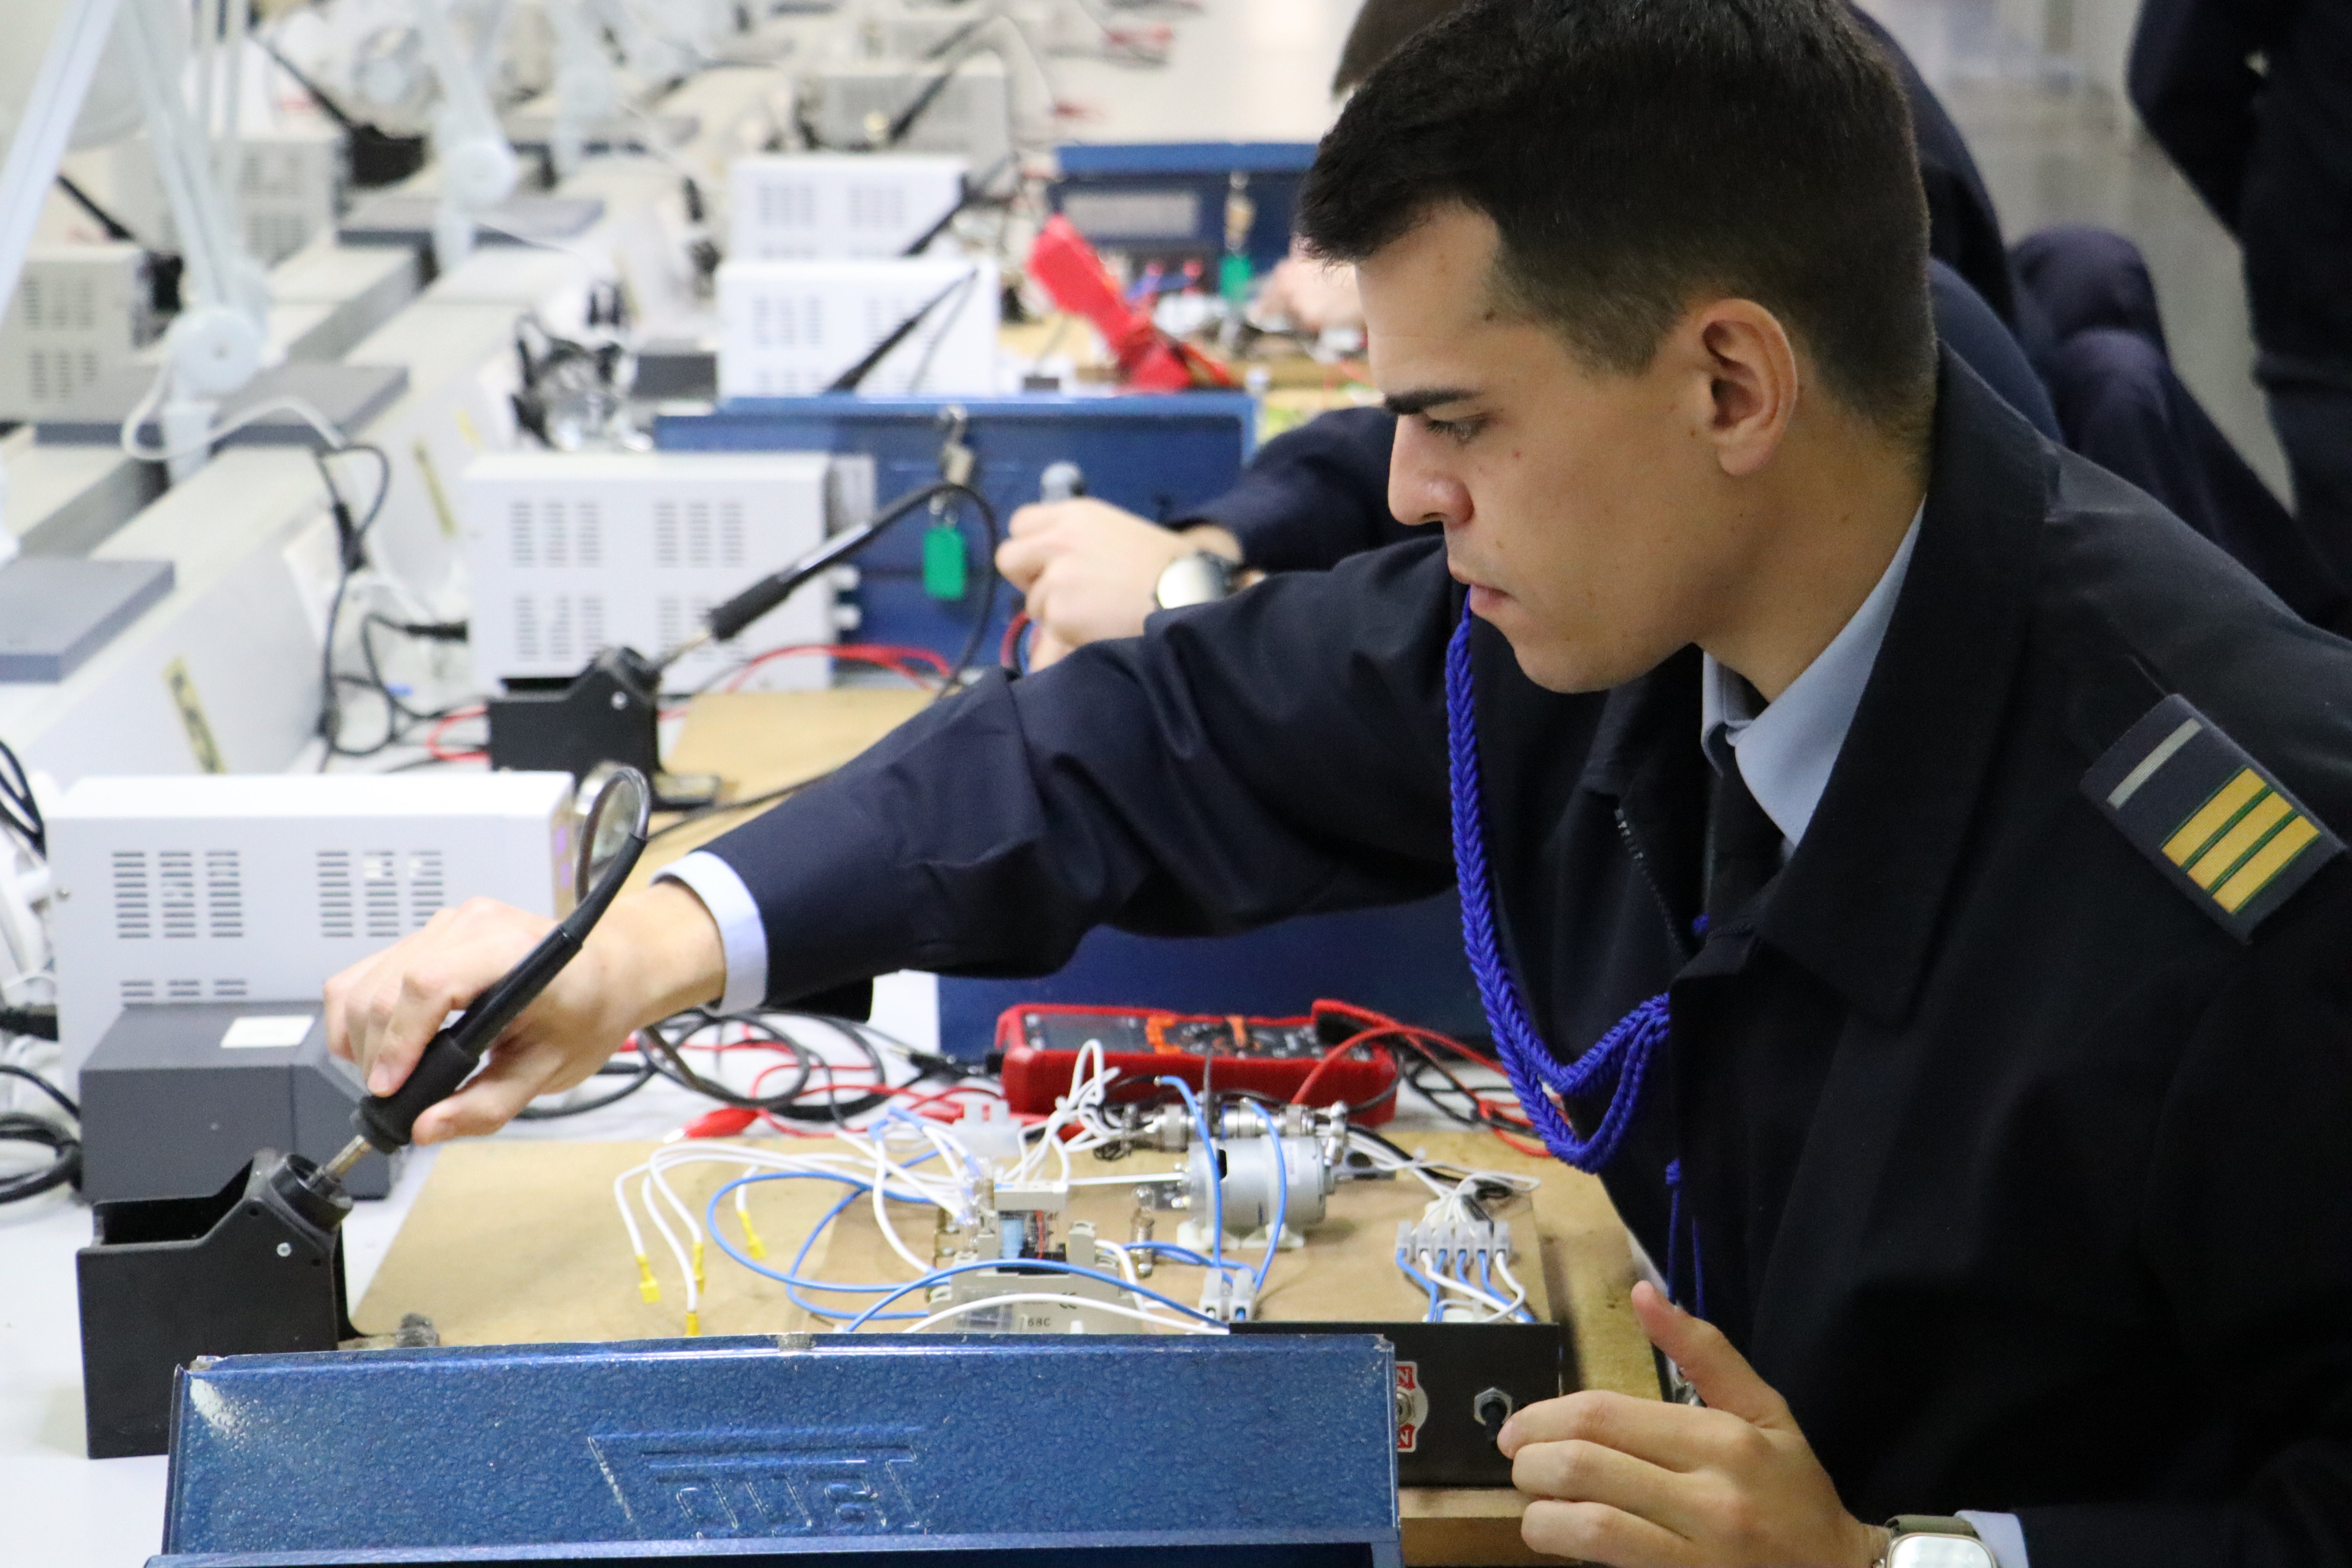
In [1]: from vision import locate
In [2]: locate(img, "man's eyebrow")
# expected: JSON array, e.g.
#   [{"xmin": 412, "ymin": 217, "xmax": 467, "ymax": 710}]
[{"xmin": 1382, "ymin": 387, "xmax": 1481, "ymax": 417}]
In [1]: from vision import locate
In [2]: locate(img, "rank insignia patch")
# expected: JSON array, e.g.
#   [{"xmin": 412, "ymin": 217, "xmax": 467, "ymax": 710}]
[{"xmin": 2083, "ymin": 695, "xmax": 2343, "ymax": 941}]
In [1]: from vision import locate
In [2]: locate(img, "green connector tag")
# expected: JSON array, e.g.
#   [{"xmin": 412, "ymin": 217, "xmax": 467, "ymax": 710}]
[
  {"xmin": 922, "ymin": 520, "xmax": 969, "ymax": 601},
  {"xmin": 1220, "ymin": 252, "xmax": 1254, "ymax": 309}
]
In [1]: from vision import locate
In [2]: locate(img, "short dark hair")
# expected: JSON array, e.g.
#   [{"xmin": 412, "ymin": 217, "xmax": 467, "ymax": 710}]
[
  {"xmin": 1300, "ymin": 0, "xmax": 1936, "ymax": 436},
  {"xmin": 1333, "ymin": 0, "xmax": 1470, "ymax": 93}
]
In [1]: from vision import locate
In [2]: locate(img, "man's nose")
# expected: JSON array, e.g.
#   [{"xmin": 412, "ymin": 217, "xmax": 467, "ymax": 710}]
[{"xmin": 1388, "ymin": 423, "xmax": 1471, "ymax": 530}]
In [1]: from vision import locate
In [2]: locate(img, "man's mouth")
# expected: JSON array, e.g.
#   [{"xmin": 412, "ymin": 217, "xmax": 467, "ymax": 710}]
[{"xmin": 1446, "ymin": 556, "xmax": 1510, "ymax": 606}]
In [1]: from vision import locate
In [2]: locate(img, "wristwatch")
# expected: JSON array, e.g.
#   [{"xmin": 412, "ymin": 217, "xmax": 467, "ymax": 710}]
[
  {"xmin": 1154, "ymin": 550, "xmax": 1239, "ymax": 610},
  {"xmin": 1877, "ymin": 1516, "xmax": 1996, "ymax": 1568}
]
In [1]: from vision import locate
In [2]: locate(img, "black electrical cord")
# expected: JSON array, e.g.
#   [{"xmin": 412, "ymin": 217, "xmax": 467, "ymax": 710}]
[
  {"xmin": 0, "ymin": 1064, "xmax": 80, "ymax": 1204},
  {"xmin": 636, "ymin": 1009, "xmax": 817, "ymax": 1113},
  {"xmin": 0, "ymin": 1006, "xmax": 57, "ymax": 1042},
  {"xmin": 53, "ymin": 174, "xmax": 140, "ymax": 245},
  {"xmin": 0, "ymin": 735, "xmax": 44, "ymax": 857},
  {"xmin": 310, "ymin": 443, "xmax": 396, "ymax": 766},
  {"xmin": 681, "ymin": 479, "xmax": 1002, "ymax": 700},
  {"xmin": 512, "ymin": 1057, "xmax": 661, "ymax": 1120},
  {"xmin": 0, "ymin": 1115, "xmax": 79, "ymax": 1203}
]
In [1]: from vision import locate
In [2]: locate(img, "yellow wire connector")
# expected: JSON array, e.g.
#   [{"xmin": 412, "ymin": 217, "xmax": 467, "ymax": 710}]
[
  {"xmin": 636, "ymin": 1254, "xmax": 661, "ymax": 1304},
  {"xmin": 739, "ymin": 1211, "xmax": 768, "ymax": 1260},
  {"xmin": 685, "ymin": 1310, "xmax": 701, "ymax": 1336},
  {"xmin": 692, "ymin": 1240, "xmax": 707, "ymax": 1292}
]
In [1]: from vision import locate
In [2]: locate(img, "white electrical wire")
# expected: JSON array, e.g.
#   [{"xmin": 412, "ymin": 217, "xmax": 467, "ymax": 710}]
[
  {"xmin": 117, "ymin": 360, "xmax": 356, "ymax": 464},
  {"xmin": 894, "ymin": 1293, "xmax": 1223, "ymax": 1336}
]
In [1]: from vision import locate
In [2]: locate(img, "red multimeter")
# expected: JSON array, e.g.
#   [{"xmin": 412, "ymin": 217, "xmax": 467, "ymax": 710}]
[{"xmin": 991, "ymin": 1000, "xmax": 1404, "ymax": 1124}]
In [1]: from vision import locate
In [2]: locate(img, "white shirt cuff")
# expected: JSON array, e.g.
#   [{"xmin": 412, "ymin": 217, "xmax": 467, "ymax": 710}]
[
  {"xmin": 655, "ymin": 851, "xmax": 768, "ymax": 1015},
  {"xmin": 1956, "ymin": 1511, "xmax": 2029, "ymax": 1568}
]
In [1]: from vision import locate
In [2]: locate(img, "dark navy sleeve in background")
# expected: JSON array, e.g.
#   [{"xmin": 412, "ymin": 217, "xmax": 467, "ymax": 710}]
[
  {"xmin": 2128, "ymin": 0, "xmax": 2279, "ymax": 233},
  {"xmin": 696, "ymin": 541, "xmax": 1468, "ymax": 1008},
  {"xmin": 1850, "ymin": 5, "xmax": 2021, "ymax": 329},
  {"xmin": 1931, "ymin": 258, "xmax": 2062, "ymax": 440},
  {"xmin": 1181, "ymin": 405, "xmax": 1410, "ymax": 570}
]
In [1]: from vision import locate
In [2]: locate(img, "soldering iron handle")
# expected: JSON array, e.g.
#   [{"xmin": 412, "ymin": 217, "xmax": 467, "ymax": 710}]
[
  {"xmin": 697, "ymin": 482, "xmax": 964, "ymax": 648},
  {"xmin": 347, "ymin": 924, "xmax": 583, "ymax": 1154},
  {"xmin": 351, "ymin": 1025, "xmax": 483, "ymax": 1152}
]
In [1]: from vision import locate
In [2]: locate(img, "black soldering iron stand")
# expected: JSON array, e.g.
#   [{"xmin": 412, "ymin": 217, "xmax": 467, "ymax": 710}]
[{"xmin": 76, "ymin": 1150, "xmax": 358, "ymax": 1458}]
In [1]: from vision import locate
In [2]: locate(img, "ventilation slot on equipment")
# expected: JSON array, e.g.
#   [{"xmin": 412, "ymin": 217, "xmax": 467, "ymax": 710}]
[
  {"xmin": 548, "ymin": 597, "xmax": 575, "ymax": 664},
  {"xmin": 509, "ymin": 500, "xmax": 535, "ymax": 568},
  {"xmin": 848, "ymin": 185, "xmax": 905, "ymax": 231},
  {"xmin": 515, "ymin": 596, "xmax": 541, "ymax": 662},
  {"xmin": 581, "ymin": 596, "xmax": 606, "ymax": 654},
  {"xmin": 159, "ymin": 851, "xmax": 198, "ymax": 939},
  {"xmin": 720, "ymin": 501, "xmax": 745, "ymax": 568},
  {"xmin": 120, "ymin": 979, "xmax": 156, "ymax": 1005},
  {"xmin": 317, "ymin": 849, "xmax": 356, "ymax": 940},
  {"xmin": 655, "ymin": 501, "xmax": 680, "ymax": 568},
  {"xmin": 165, "ymin": 978, "xmax": 203, "ymax": 1000},
  {"xmin": 408, "ymin": 850, "xmax": 446, "ymax": 930},
  {"xmin": 205, "ymin": 849, "xmax": 243, "ymax": 939},
  {"xmin": 361, "ymin": 851, "xmax": 402, "ymax": 940},
  {"xmin": 111, "ymin": 851, "xmax": 152, "ymax": 940},
  {"xmin": 212, "ymin": 978, "xmax": 248, "ymax": 1000},
  {"xmin": 544, "ymin": 500, "xmax": 570, "ymax": 568},
  {"xmin": 577, "ymin": 503, "xmax": 603, "ymax": 568},
  {"xmin": 687, "ymin": 501, "xmax": 713, "ymax": 568}
]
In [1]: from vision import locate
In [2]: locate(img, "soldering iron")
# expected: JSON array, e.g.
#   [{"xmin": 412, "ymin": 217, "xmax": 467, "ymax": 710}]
[{"xmin": 318, "ymin": 765, "xmax": 652, "ymax": 1185}]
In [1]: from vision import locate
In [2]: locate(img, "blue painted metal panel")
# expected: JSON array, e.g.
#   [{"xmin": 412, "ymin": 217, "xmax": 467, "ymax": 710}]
[
  {"xmin": 155, "ymin": 1334, "xmax": 1400, "ymax": 1568},
  {"xmin": 1050, "ymin": 144, "xmax": 1318, "ymax": 272},
  {"xmin": 653, "ymin": 394, "xmax": 1255, "ymax": 667},
  {"xmin": 935, "ymin": 894, "xmax": 1486, "ymax": 1062}
]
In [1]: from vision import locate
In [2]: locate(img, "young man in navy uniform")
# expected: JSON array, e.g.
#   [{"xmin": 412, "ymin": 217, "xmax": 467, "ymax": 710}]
[{"xmin": 330, "ymin": 0, "xmax": 2352, "ymax": 1561}]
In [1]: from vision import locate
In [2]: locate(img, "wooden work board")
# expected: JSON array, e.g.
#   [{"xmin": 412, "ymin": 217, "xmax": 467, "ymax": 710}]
[{"xmin": 356, "ymin": 1129, "xmax": 1655, "ymax": 1565}]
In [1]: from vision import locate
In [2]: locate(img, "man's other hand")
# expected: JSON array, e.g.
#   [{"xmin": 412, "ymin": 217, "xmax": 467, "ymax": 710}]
[
  {"xmin": 995, "ymin": 498, "xmax": 1241, "ymax": 667},
  {"xmin": 323, "ymin": 882, "xmax": 725, "ymax": 1145},
  {"xmin": 1497, "ymin": 1282, "xmax": 1886, "ymax": 1567}
]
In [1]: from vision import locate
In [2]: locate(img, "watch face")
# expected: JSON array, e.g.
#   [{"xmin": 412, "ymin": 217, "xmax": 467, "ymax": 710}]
[
  {"xmin": 1156, "ymin": 553, "xmax": 1231, "ymax": 610},
  {"xmin": 1887, "ymin": 1537, "xmax": 1998, "ymax": 1568}
]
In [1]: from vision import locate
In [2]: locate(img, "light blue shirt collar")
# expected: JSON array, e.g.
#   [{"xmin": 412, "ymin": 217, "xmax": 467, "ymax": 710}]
[{"xmin": 1700, "ymin": 508, "xmax": 1922, "ymax": 854}]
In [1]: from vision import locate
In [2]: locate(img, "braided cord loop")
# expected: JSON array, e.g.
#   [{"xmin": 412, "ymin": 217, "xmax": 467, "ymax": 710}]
[{"xmin": 1446, "ymin": 609, "xmax": 1668, "ymax": 1172}]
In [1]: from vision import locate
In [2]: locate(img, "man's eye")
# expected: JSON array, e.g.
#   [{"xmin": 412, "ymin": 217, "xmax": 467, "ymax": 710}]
[{"xmin": 1424, "ymin": 416, "xmax": 1484, "ymax": 445}]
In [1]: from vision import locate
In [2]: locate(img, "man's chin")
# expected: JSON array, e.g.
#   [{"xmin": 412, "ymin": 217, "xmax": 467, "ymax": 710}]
[{"xmin": 1491, "ymin": 624, "xmax": 1650, "ymax": 695}]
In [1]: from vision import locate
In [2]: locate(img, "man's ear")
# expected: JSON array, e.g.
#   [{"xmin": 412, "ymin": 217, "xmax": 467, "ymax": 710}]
[{"xmin": 1671, "ymin": 299, "xmax": 1800, "ymax": 479}]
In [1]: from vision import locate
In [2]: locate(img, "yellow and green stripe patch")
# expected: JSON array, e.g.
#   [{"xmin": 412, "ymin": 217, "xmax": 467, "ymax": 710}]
[{"xmin": 2083, "ymin": 696, "xmax": 2341, "ymax": 940}]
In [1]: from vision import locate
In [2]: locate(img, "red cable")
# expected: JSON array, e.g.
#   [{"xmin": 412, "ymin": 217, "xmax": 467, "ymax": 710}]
[
  {"xmin": 424, "ymin": 704, "xmax": 487, "ymax": 762},
  {"xmin": 720, "ymin": 644, "xmax": 951, "ymax": 694}
]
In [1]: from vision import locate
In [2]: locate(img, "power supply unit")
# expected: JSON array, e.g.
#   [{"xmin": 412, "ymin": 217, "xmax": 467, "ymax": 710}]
[{"xmin": 45, "ymin": 771, "xmax": 576, "ymax": 1074}]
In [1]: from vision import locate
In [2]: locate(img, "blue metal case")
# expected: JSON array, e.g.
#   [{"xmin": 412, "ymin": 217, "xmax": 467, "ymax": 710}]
[{"xmin": 154, "ymin": 1332, "xmax": 1401, "ymax": 1568}]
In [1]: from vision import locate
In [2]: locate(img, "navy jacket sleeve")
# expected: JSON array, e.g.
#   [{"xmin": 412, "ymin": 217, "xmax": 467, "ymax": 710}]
[
  {"xmin": 695, "ymin": 541, "xmax": 1464, "ymax": 1007},
  {"xmin": 2127, "ymin": 0, "xmax": 2283, "ymax": 234},
  {"xmin": 2016, "ymin": 867, "xmax": 2352, "ymax": 1566},
  {"xmin": 1930, "ymin": 259, "xmax": 2061, "ymax": 440},
  {"xmin": 1179, "ymin": 405, "xmax": 1412, "ymax": 570}
]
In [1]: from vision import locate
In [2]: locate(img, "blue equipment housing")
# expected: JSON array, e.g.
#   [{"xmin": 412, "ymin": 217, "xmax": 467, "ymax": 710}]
[
  {"xmin": 1050, "ymin": 143, "xmax": 1319, "ymax": 274},
  {"xmin": 653, "ymin": 393, "xmax": 1257, "ymax": 667},
  {"xmin": 152, "ymin": 1333, "xmax": 1402, "ymax": 1568}
]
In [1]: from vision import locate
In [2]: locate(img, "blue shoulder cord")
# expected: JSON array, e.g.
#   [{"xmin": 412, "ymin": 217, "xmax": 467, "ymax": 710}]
[{"xmin": 1446, "ymin": 609, "xmax": 1702, "ymax": 1311}]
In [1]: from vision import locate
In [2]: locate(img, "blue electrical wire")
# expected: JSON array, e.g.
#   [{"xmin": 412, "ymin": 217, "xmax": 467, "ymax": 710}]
[
  {"xmin": 1396, "ymin": 1247, "xmax": 1445, "ymax": 1323},
  {"xmin": 1156, "ymin": 1076, "xmax": 1223, "ymax": 1279},
  {"xmin": 1241, "ymin": 1101, "xmax": 1287, "ymax": 1296},
  {"xmin": 704, "ymin": 1168, "xmax": 938, "ymax": 1321},
  {"xmin": 841, "ymin": 1256, "xmax": 1226, "ymax": 1332}
]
